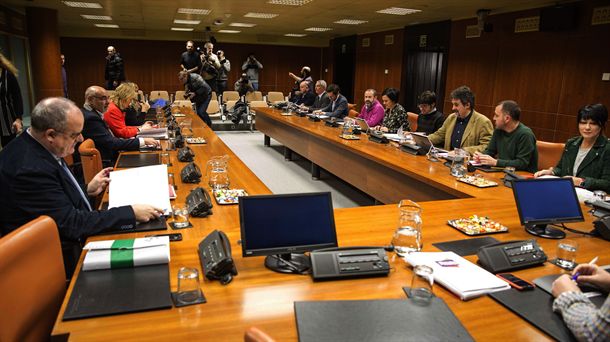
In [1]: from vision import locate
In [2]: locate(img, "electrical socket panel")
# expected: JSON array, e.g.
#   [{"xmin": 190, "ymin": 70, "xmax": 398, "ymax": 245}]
[
  {"xmin": 515, "ymin": 16, "xmax": 540, "ymax": 33},
  {"xmin": 592, "ymin": 6, "xmax": 610, "ymax": 25}
]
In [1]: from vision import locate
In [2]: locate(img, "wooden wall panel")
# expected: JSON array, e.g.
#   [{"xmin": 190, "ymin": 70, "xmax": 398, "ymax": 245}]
[{"xmin": 60, "ymin": 37, "xmax": 324, "ymax": 102}]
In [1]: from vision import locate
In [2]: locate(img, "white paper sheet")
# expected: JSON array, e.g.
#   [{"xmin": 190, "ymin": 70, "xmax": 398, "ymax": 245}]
[{"xmin": 109, "ymin": 164, "xmax": 171, "ymax": 214}]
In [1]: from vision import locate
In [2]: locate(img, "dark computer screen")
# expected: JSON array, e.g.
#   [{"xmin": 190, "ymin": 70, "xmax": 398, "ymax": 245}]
[
  {"xmin": 239, "ymin": 192, "xmax": 338, "ymax": 257},
  {"xmin": 512, "ymin": 178, "xmax": 584, "ymax": 225}
]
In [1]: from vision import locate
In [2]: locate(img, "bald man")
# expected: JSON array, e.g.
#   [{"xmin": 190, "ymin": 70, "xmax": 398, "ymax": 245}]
[{"xmin": 292, "ymin": 80, "xmax": 316, "ymax": 106}]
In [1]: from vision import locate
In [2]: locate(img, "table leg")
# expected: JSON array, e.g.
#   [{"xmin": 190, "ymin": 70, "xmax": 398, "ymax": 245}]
[
  {"xmin": 264, "ymin": 135, "xmax": 270, "ymax": 147},
  {"xmin": 311, "ymin": 163, "xmax": 321, "ymax": 180},
  {"xmin": 284, "ymin": 147, "xmax": 293, "ymax": 161}
]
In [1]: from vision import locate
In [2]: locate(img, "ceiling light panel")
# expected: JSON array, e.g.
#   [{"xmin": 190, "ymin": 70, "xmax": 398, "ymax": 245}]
[
  {"xmin": 177, "ymin": 8, "xmax": 211, "ymax": 15},
  {"xmin": 173, "ymin": 19, "xmax": 201, "ymax": 25},
  {"xmin": 305, "ymin": 27, "xmax": 332, "ymax": 32},
  {"xmin": 334, "ymin": 19, "xmax": 368, "ymax": 25},
  {"xmin": 285, "ymin": 33, "xmax": 307, "ymax": 37},
  {"xmin": 62, "ymin": 1, "xmax": 102, "ymax": 8},
  {"xmin": 230, "ymin": 23, "xmax": 257, "ymax": 27},
  {"xmin": 171, "ymin": 27, "xmax": 194, "ymax": 31},
  {"xmin": 218, "ymin": 30, "xmax": 241, "ymax": 33},
  {"xmin": 244, "ymin": 13, "xmax": 279, "ymax": 19},
  {"xmin": 268, "ymin": 0, "xmax": 313, "ymax": 6},
  {"xmin": 376, "ymin": 7, "xmax": 422, "ymax": 15},
  {"xmin": 81, "ymin": 14, "xmax": 112, "ymax": 20},
  {"xmin": 94, "ymin": 24, "xmax": 119, "ymax": 28}
]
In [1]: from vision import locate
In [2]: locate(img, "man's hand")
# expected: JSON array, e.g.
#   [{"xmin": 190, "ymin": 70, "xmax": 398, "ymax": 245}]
[
  {"xmin": 87, "ymin": 167, "xmax": 112, "ymax": 196},
  {"xmin": 474, "ymin": 152, "xmax": 497, "ymax": 166},
  {"xmin": 12, "ymin": 118, "xmax": 23, "ymax": 134},
  {"xmin": 143, "ymin": 138, "xmax": 160, "ymax": 147},
  {"xmin": 132, "ymin": 204, "xmax": 163, "ymax": 222},
  {"xmin": 552, "ymin": 274, "xmax": 580, "ymax": 298},
  {"xmin": 140, "ymin": 122, "xmax": 153, "ymax": 131},
  {"xmin": 573, "ymin": 264, "xmax": 610, "ymax": 292}
]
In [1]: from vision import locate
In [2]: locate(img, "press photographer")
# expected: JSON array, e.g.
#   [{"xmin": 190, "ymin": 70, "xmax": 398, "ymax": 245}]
[
  {"xmin": 234, "ymin": 73, "xmax": 254, "ymax": 97},
  {"xmin": 199, "ymin": 41, "xmax": 220, "ymax": 92}
]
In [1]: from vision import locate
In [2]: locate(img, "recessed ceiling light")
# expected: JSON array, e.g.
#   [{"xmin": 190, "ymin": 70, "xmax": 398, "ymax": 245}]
[
  {"xmin": 305, "ymin": 27, "xmax": 332, "ymax": 32},
  {"xmin": 376, "ymin": 7, "xmax": 422, "ymax": 15},
  {"xmin": 218, "ymin": 30, "xmax": 241, "ymax": 33},
  {"xmin": 81, "ymin": 14, "xmax": 112, "ymax": 20},
  {"xmin": 177, "ymin": 8, "xmax": 211, "ymax": 15},
  {"xmin": 94, "ymin": 24, "xmax": 119, "ymax": 28},
  {"xmin": 62, "ymin": 1, "xmax": 102, "ymax": 8},
  {"xmin": 334, "ymin": 19, "xmax": 368, "ymax": 25},
  {"xmin": 173, "ymin": 19, "xmax": 201, "ymax": 25},
  {"xmin": 230, "ymin": 22, "xmax": 256, "ymax": 27},
  {"xmin": 268, "ymin": 0, "xmax": 313, "ymax": 6},
  {"xmin": 244, "ymin": 12, "xmax": 279, "ymax": 19},
  {"xmin": 285, "ymin": 33, "xmax": 307, "ymax": 37},
  {"xmin": 171, "ymin": 27, "xmax": 194, "ymax": 31}
]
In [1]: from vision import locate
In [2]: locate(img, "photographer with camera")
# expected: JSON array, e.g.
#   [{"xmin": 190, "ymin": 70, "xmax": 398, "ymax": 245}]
[
  {"xmin": 199, "ymin": 42, "xmax": 220, "ymax": 93},
  {"xmin": 234, "ymin": 73, "xmax": 254, "ymax": 97},
  {"xmin": 242, "ymin": 53, "xmax": 263, "ymax": 91},
  {"xmin": 179, "ymin": 70, "xmax": 213, "ymax": 128},
  {"xmin": 217, "ymin": 50, "xmax": 231, "ymax": 94}
]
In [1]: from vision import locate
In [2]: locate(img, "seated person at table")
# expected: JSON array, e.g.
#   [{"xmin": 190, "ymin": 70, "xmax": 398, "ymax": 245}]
[
  {"xmin": 428, "ymin": 85, "xmax": 492, "ymax": 154},
  {"xmin": 411, "ymin": 90, "xmax": 445, "ymax": 135},
  {"xmin": 292, "ymin": 81, "xmax": 316, "ymax": 107},
  {"xmin": 289, "ymin": 66, "xmax": 314, "ymax": 99},
  {"xmin": 474, "ymin": 100, "xmax": 538, "ymax": 173},
  {"xmin": 313, "ymin": 84, "xmax": 348, "ymax": 119},
  {"xmin": 302, "ymin": 80, "xmax": 330, "ymax": 112},
  {"xmin": 0, "ymin": 97, "xmax": 163, "ymax": 277},
  {"xmin": 535, "ymin": 103, "xmax": 610, "ymax": 193},
  {"xmin": 123, "ymin": 82, "xmax": 150, "ymax": 126},
  {"xmin": 81, "ymin": 85, "xmax": 159, "ymax": 167},
  {"xmin": 373, "ymin": 87, "xmax": 409, "ymax": 134},
  {"xmin": 357, "ymin": 89, "xmax": 384, "ymax": 127},
  {"xmin": 103, "ymin": 83, "xmax": 153, "ymax": 138},
  {"xmin": 552, "ymin": 263, "xmax": 610, "ymax": 341},
  {"xmin": 234, "ymin": 72, "xmax": 254, "ymax": 97}
]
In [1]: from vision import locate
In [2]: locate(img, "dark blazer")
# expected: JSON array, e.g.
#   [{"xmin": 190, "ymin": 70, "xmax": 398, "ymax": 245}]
[
  {"xmin": 553, "ymin": 134, "xmax": 610, "ymax": 193},
  {"xmin": 319, "ymin": 94, "xmax": 349, "ymax": 119},
  {"xmin": 294, "ymin": 91, "xmax": 316, "ymax": 107},
  {"xmin": 0, "ymin": 132, "xmax": 136, "ymax": 241},
  {"xmin": 81, "ymin": 107, "xmax": 140, "ymax": 167},
  {"xmin": 309, "ymin": 92, "xmax": 331, "ymax": 112}
]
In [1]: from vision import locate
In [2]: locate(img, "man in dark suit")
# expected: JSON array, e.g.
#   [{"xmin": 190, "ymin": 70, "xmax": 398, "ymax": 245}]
[
  {"xmin": 314, "ymin": 83, "xmax": 349, "ymax": 119},
  {"xmin": 81, "ymin": 85, "xmax": 159, "ymax": 167},
  {"xmin": 301, "ymin": 80, "xmax": 330, "ymax": 112},
  {"xmin": 0, "ymin": 97, "xmax": 163, "ymax": 277},
  {"xmin": 292, "ymin": 81, "xmax": 316, "ymax": 107}
]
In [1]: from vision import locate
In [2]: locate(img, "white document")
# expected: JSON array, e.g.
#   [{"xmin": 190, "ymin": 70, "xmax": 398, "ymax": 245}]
[
  {"xmin": 82, "ymin": 236, "xmax": 170, "ymax": 271},
  {"xmin": 383, "ymin": 133, "xmax": 403, "ymax": 142},
  {"xmin": 109, "ymin": 164, "xmax": 171, "ymax": 214},
  {"xmin": 404, "ymin": 251, "xmax": 510, "ymax": 301},
  {"xmin": 137, "ymin": 127, "xmax": 168, "ymax": 139}
]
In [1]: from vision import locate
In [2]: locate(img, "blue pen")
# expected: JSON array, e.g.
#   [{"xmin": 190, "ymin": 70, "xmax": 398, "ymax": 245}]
[{"xmin": 571, "ymin": 256, "xmax": 598, "ymax": 281}]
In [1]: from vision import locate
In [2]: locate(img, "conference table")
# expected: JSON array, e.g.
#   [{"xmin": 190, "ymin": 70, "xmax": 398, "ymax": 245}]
[{"xmin": 51, "ymin": 106, "xmax": 609, "ymax": 341}]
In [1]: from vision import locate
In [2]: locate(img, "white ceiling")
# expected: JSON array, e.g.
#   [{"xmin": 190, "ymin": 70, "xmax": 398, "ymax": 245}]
[{"xmin": 5, "ymin": 0, "xmax": 562, "ymax": 46}]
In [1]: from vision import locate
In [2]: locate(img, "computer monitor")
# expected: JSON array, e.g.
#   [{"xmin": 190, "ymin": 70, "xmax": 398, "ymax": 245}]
[
  {"xmin": 239, "ymin": 192, "xmax": 338, "ymax": 274},
  {"xmin": 511, "ymin": 178, "xmax": 584, "ymax": 239}
]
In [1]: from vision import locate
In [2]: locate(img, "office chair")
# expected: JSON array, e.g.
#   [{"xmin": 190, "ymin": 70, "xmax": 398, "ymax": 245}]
[
  {"xmin": 244, "ymin": 327, "xmax": 275, "ymax": 342},
  {"xmin": 207, "ymin": 99, "xmax": 222, "ymax": 119},
  {"xmin": 0, "ymin": 216, "xmax": 66, "ymax": 342},
  {"xmin": 78, "ymin": 139, "xmax": 103, "ymax": 184},
  {"xmin": 266, "ymin": 91, "xmax": 285, "ymax": 104},
  {"xmin": 174, "ymin": 90, "xmax": 187, "ymax": 102},
  {"xmin": 407, "ymin": 112, "xmax": 419, "ymax": 132},
  {"xmin": 348, "ymin": 109, "xmax": 359, "ymax": 118},
  {"xmin": 149, "ymin": 90, "xmax": 170, "ymax": 102},
  {"xmin": 245, "ymin": 91, "xmax": 263, "ymax": 103},
  {"xmin": 536, "ymin": 140, "xmax": 565, "ymax": 170},
  {"xmin": 222, "ymin": 91, "xmax": 240, "ymax": 103}
]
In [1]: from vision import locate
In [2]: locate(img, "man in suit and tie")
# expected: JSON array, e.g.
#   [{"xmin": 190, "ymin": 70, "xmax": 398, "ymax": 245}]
[
  {"xmin": 0, "ymin": 97, "xmax": 163, "ymax": 277},
  {"xmin": 81, "ymin": 86, "xmax": 159, "ymax": 167},
  {"xmin": 313, "ymin": 83, "xmax": 349, "ymax": 119},
  {"xmin": 302, "ymin": 80, "xmax": 330, "ymax": 112},
  {"xmin": 292, "ymin": 81, "xmax": 316, "ymax": 107}
]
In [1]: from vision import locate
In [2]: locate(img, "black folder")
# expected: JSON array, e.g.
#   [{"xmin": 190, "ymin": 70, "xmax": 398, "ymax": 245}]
[
  {"xmin": 95, "ymin": 216, "xmax": 168, "ymax": 235},
  {"xmin": 433, "ymin": 236, "xmax": 499, "ymax": 256},
  {"xmin": 63, "ymin": 264, "xmax": 172, "ymax": 320},
  {"xmin": 294, "ymin": 299, "xmax": 473, "ymax": 342},
  {"xmin": 115, "ymin": 153, "xmax": 160, "ymax": 168}
]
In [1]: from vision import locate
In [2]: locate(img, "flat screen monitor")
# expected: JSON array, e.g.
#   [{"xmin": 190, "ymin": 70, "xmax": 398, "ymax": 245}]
[
  {"xmin": 239, "ymin": 192, "xmax": 338, "ymax": 274},
  {"xmin": 511, "ymin": 178, "xmax": 584, "ymax": 239}
]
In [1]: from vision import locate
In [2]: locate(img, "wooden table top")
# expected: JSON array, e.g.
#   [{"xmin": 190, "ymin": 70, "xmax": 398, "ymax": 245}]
[{"xmin": 51, "ymin": 107, "xmax": 609, "ymax": 341}]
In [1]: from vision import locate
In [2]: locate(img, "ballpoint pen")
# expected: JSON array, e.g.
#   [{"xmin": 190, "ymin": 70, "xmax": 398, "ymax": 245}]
[{"xmin": 571, "ymin": 256, "xmax": 598, "ymax": 281}]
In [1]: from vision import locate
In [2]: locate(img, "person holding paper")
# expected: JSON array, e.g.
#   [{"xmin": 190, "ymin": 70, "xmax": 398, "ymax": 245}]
[
  {"xmin": 0, "ymin": 97, "xmax": 163, "ymax": 277},
  {"xmin": 103, "ymin": 83, "xmax": 153, "ymax": 138},
  {"xmin": 313, "ymin": 84, "xmax": 348, "ymax": 119},
  {"xmin": 552, "ymin": 263, "xmax": 610, "ymax": 341}
]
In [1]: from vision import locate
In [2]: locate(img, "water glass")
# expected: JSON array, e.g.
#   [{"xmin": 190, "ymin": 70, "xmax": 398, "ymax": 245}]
[
  {"xmin": 409, "ymin": 265, "xmax": 434, "ymax": 304},
  {"xmin": 160, "ymin": 152, "xmax": 170, "ymax": 165},
  {"xmin": 172, "ymin": 205, "xmax": 190, "ymax": 229},
  {"xmin": 391, "ymin": 200, "xmax": 423, "ymax": 256},
  {"xmin": 341, "ymin": 120, "xmax": 351, "ymax": 136},
  {"xmin": 167, "ymin": 138, "xmax": 176, "ymax": 151},
  {"xmin": 556, "ymin": 240, "xmax": 578, "ymax": 270},
  {"xmin": 176, "ymin": 267, "xmax": 201, "ymax": 304}
]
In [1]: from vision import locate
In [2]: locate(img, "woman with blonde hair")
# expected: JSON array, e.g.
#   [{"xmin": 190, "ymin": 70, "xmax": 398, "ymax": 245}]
[
  {"xmin": 0, "ymin": 52, "xmax": 24, "ymax": 147},
  {"xmin": 103, "ymin": 83, "xmax": 152, "ymax": 138}
]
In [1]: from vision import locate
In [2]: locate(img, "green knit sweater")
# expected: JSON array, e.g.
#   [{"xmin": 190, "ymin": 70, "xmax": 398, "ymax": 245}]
[{"xmin": 483, "ymin": 123, "xmax": 538, "ymax": 173}]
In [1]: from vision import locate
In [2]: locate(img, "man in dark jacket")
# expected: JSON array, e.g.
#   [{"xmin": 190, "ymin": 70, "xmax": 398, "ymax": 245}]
[
  {"xmin": 104, "ymin": 46, "xmax": 125, "ymax": 90},
  {"xmin": 179, "ymin": 71, "xmax": 212, "ymax": 127}
]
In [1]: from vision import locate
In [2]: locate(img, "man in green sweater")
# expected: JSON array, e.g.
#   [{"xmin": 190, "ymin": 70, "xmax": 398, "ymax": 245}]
[{"xmin": 474, "ymin": 100, "xmax": 538, "ymax": 173}]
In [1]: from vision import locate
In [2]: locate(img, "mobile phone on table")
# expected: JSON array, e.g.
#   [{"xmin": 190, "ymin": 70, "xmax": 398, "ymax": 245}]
[
  {"xmin": 497, "ymin": 273, "xmax": 535, "ymax": 291},
  {"xmin": 145, "ymin": 233, "xmax": 182, "ymax": 241}
]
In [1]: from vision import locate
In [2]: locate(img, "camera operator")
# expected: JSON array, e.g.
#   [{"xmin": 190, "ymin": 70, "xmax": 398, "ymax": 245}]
[
  {"xmin": 234, "ymin": 73, "xmax": 254, "ymax": 97},
  {"xmin": 199, "ymin": 41, "xmax": 220, "ymax": 93},
  {"xmin": 242, "ymin": 53, "xmax": 263, "ymax": 91},
  {"xmin": 216, "ymin": 50, "xmax": 231, "ymax": 94}
]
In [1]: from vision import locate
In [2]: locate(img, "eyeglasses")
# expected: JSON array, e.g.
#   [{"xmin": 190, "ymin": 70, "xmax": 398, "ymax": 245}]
[{"xmin": 94, "ymin": 95, "xmax": 109, "ymax": 100}]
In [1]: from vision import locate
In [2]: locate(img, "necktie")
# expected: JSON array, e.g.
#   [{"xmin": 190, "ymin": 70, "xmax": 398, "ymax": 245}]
[{"xmin": 60, "ymin": 159, "xmax": 93, "ymax": 211}]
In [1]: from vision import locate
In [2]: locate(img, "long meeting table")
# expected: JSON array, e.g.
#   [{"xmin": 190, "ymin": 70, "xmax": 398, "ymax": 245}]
[{"xmin": 51, "ymin": 107, "xmax": 610, "ymax": 341}]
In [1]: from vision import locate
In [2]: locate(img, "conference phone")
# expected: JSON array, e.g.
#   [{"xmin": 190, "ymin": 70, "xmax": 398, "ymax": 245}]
[
  {"xmin": 198, "ymin": 229, "xmax": 237, "ymax": 285},
  {"xmin": 186, "ymin": 187, "xmax": 213, "ymax": 217},
  {"xmin": 180, "ymin": 162, "xmax": 202, "ymax": 183},
  {"xmin": 477, "ymin": 239, "xmax": 547, "ymax": 273},
  {"xmin": 310, "ymin": 247, "xmax": 390, "ymax": 280}
]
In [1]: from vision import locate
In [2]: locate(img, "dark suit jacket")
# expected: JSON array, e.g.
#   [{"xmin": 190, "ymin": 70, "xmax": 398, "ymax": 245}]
[
  {"xmin": 309, "ymin": 92, "xmax": 330, "ymax": 111},
  {"xmin": 319, "ymin": 94, "xmax": 349, "ymax": 119},
  {"xmin": 0, "ymin": 132, "xmax": 136, "ymax": 242},
  {"xmin": 81, "ymin": 107, "xmax": 140, "ymax": 167},
  {"xmin": 294, "ymin": 91, "xmax": 316, "ymax": 107}
]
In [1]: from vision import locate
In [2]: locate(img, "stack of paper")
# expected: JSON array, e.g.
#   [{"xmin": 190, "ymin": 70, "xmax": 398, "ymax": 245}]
[
  {"xmin": 109, "ymin": 164, "xmax": 171, "ymax": 215},
  {"xmin": 137, "ymin": 127, "xmax": 168, "ymax": 139},
  {"xmin": 82, "ymin": 236, "xmax": 170, "ymax": 271},
  {"xmin": 404, "ymin": 251, "xmax": 510, "ymax": 300}
]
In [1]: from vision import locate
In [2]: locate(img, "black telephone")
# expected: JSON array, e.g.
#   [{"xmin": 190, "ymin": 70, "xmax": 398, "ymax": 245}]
[
  {"xmin": 174, "ymin": 133, "xmax": 185, "ymax": 148},
  {"xmin": 198, "ymin": 230, "xmax": 237, "ymax": 285},
  {"xmin": 477, "ymin": 239, "xmax": 547, "ymax": 273},
  {"xmin": 310, "ymin": 247, "xmax": 390, "ymax": 281},
  {"xmin": 502, "ymin": 170, "xmax": 525, "ymax": 188},
  {"xmin": 177, "ymin": 146, "xmax": 195, "ymax": 162},
  {"xmin": 368, "ymin": 130, "xmax": 389, "ymax": 144},
  {"xmin": 180, "ymin": 162, "xmax": 202, "ymax": 183},
  {"xmin": 186, "ymin": 187, "xmax": 213, "ymax": 217},
  {"xmin": 588, "ymin": 199, "xmax": 610, "ymax": 241},
  {"xmin": 324, "ymin": 118, "xmax": 340, "ymax": 127}
]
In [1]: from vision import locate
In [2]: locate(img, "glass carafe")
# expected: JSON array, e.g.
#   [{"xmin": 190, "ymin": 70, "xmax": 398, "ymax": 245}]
[
  {"xmin": 391, "ymin": 200, "xmax": 423, "ymax": 256},
  {"xmin": 206, "ymin": 155, "xmax": 230, "ymax": 190},
  {"xmin": 450, "ymin": 148, "xmax": 469, "ymax": 177}
]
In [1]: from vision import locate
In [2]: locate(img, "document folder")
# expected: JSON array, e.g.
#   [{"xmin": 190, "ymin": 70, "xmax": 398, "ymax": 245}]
[{"xmin": 116, "ymin": 153, "xmax": 160, "ymax": 168}]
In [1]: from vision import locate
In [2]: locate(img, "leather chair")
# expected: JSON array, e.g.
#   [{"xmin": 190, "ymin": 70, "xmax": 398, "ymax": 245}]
[
  {"xmin": 244, "ymin": 327, "xmax": 275, "ymax": 342},
  {"xmin": 0, "ymin": 216, "xmax": 66, "ymax": 342},
  {"xmin": 407, "ymin": 112, "xmax": 419, "ymax": 132},
  {"xmin": 207, "ymin": 100, "xmax": 221, "ymax": 118},
  {"xmin": 537, "ymin": 140, "xmax": 565, "ymax": 170},
  {"xmin": 348, "ymin": 109, "xmax": 359, "ymax": 118},
  {"xmin": 174, "ymin": 90, "xmax": 186, "ymax": 102},
  {"xmin": 222, "ymin": 91, "xmax": 240, "ymax": 103},
  {"xmin": 78, "ymin": 139, "xmax": 102, "ymax": 184},
  {"xmin": 149, "ymin": 90, "xmax": 170, "ymax": 102},
  {"xmin": 249, "ymin": 100, "xmax": 268, "ymax": 108},
  {"xmin": 266, "ymin": 91, "xmax": 285, "ymax": 104},
  {"xmin": 245, "ymin": 91, "xmax": 263, "ymax": 103}
]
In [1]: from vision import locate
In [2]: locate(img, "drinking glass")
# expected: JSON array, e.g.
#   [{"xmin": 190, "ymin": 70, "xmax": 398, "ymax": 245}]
[
  {"xmin": 391, "ymin": 200, "xmax": 423, "ymax": 256},
  {"xmin": 176, "ymin": 267, "xmax": 201, "ymax": 304},
  {"xmin": 172, "ymin": 205, "xmax": 190, "ymax": 229},
  {"xmin": 160, "ymin": 152, "xmax": 170, "ymax": 165},
  {"xmin": 409, "ymin": 265, "xmax": 434, "ymax": 304},
  {"xmin": 556, "ymin": 240, "xmax": 578, "ymax": 270},
  {"xmin": 341, "ymin": 120, "xmax": 351, "ymax": 136}
]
